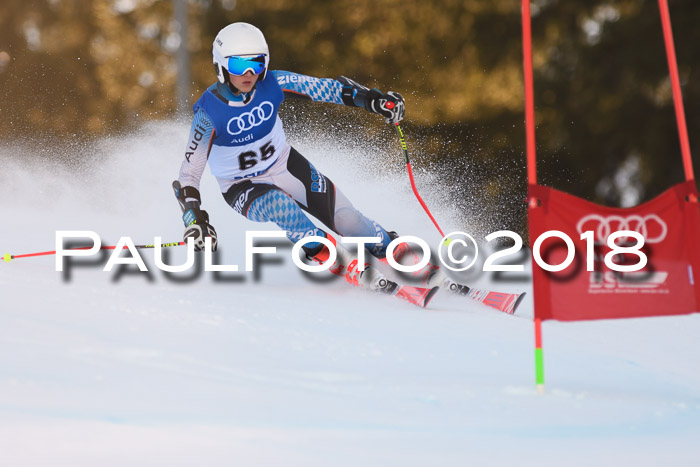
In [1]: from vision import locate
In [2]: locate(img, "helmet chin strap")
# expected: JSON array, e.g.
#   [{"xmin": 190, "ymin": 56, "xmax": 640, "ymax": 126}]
[
  {"xmin": 226, "ymin": 81, "xmax": 256, "ymax": 104},
  {"xmin": 226, "ymin": 81, "xmax": 240, "ymax": 94}
]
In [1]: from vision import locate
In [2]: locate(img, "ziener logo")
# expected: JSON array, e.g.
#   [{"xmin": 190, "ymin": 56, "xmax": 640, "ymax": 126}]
[
  {"xmin": 227, "ymin": 101, "xmax": 274, "ymax": 136},
  {"xmin": 232, "ymin": 187, "xmax": 255, "ymax": 214}
]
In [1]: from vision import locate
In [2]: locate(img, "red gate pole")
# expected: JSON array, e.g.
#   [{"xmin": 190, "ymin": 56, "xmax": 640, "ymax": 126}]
[
  {"xmin": 522, "ymin": 0, "xmax": 537, "ymax": 187},
  {"xmin": 522, "ymin": 0, "xmax": 545, "ymax": 393},
  {"xmin": 657, "ymin": 0, "xmax": 695, "ymax": 187}
]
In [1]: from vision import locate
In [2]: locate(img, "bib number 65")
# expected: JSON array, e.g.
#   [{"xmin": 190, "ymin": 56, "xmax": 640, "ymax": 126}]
[{"xmin": 239, "ymin": 141, "xmax": 276, "ymax": 170}]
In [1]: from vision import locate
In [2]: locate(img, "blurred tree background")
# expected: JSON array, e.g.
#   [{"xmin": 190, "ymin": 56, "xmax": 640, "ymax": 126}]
[{"xmin": 1, "ymin": 0, "xmax": 698, "ymax": 235}]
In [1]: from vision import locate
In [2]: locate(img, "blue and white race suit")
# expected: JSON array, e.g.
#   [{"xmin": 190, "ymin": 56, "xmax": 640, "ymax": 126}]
[{"xmin": 177, "ymin": 70, "xmax": 391, "ymax": 256}]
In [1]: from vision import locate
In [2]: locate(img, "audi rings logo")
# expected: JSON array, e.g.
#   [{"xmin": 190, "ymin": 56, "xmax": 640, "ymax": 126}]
[
  {"xmin": 227, "ymin": 101, "xmax": 274, "ymax": 136},
  {"xmin": 576, "ymin": 214, "xmax": 668, "ymax": 244}
]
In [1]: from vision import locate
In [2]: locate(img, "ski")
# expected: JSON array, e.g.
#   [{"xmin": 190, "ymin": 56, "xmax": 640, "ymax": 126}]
[
  {"xmin": 468, "ymin": 289, "xmax": 525, "ymax": 315},
  {"xmin": 446, "ymin": 283, "xmax": 526, "ymax": 315},
  {"xmin": 325, "ymin": 257, "xmax": 440, "ymax": 309},
  {"xmin": 379, "ymin": 239, "xmax": 525, "ymax": 313},
  {"xmin": 376, "ymin": 278, "xmax": 440, "ymax": 308}
]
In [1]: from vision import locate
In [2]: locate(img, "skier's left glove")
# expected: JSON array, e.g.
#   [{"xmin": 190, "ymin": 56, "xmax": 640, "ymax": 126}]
[
  {"xmin": 183, "ymin": 208, "xmax": 218, "ymax": 252},
  {"xmin": 365, "ymin": 90, "xmax": 405, "ymax": 124},
  {"xmin": 173, "ymin": 180, "xmax": 218, "ymax": 252}
]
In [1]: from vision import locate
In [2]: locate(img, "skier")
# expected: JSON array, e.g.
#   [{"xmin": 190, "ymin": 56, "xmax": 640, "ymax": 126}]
[{"xmin": 173, "ymin": 22, "xmax": 460, "ymax": 300}]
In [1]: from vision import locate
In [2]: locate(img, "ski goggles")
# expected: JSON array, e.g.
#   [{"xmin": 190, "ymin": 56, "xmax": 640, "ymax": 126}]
[{"xmin": 226, "ymin": 54, "xmax": 267, "ymax": 76}]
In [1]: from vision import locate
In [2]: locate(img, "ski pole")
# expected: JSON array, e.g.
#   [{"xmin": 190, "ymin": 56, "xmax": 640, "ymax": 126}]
[
  {"xmin": 3, "ymin": 241, "xmax": 185, "ymax": 263},
  {"xmin": 389, "ymin": 119, "xmax": 446, "ymax": 238}
]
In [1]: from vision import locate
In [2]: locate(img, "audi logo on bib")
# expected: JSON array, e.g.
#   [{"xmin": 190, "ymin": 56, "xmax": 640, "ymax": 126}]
[
  {"xmin": 227, "ymin": 101, "xmax": 274, "ymax": 135},
  {"xmin": 576, "ymin": 214, "xmax": 668, "ymax": 244}
]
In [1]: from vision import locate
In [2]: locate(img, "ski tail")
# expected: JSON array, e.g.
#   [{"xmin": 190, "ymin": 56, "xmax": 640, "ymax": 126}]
[
  {"xmin": 393, "ymin": 284, "xmax": 440, "ymax": 308},
  {"xmin": 466, "ymin": 288, "xmax": 526, "ymax": 315}
]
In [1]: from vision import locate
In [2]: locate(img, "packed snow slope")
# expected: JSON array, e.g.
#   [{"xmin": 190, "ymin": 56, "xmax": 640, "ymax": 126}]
[{"xmin": 1, "ymin": 122, "xmax": 699, "ymax": 466}]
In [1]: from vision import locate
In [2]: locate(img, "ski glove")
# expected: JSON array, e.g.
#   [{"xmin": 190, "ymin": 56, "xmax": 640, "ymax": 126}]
[
  {"xmin": 364, "ymin": 90, "xmax": 405, "ymax": 124},
  {"xmin": 338, "ymin": 76, "xmax": 405, "ymax": 124},
  {"xmin": 173, "ymin": 180, "xmax": 218, "ymax": 252},
  {"xmin": 183, "ymin": 208, "xmax": 218, "ymax": 252}
]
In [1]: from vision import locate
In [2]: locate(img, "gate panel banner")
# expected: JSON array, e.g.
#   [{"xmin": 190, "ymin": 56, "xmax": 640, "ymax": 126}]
[{"xmin": 528, "ymin": 181, "xmax": 700, "ymax": 321}]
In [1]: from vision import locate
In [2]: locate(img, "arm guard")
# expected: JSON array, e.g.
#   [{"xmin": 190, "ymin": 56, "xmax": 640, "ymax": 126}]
[
  {"xmin": 338, "ymin": 75, "xmax": 390, "ymax": 113},
  {"xmin": 337, "ymin": 76, "xmax": 372, "ymax": 108}
]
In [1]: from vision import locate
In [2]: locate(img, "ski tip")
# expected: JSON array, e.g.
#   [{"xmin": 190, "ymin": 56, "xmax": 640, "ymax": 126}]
[
  {"xmin": 3, "ymin": 253, "xmax": 11, "ymax": 263},
  {"xmin": 423, "ymin": 286, "xmax": 440, "ymax": 308},
  {"xmin": 512, "ymin": 292, "xmax": 526, "ymax": 314}
]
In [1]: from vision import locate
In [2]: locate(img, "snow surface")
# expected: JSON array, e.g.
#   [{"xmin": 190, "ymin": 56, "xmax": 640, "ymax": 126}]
[{"xmin": 1, "ymin": 122, "xmax": 699, "ymax": 466}]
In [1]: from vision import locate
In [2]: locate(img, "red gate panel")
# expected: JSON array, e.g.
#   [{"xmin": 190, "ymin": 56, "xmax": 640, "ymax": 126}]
[{"xmin": 528, "ymin": 180, "xmax": 700, "ymax": 321}]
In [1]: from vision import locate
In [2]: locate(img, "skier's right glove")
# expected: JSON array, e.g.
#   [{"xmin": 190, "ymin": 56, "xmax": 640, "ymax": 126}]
[
  {"xmin": 183, "ymin": 208, "xmax": 218, "ymax": 252},
  {"xmin": 364, "ymin": 90, "xmax": 405, "ymax": 124},
  {"xmin": 173, "ymin": 180, "xmax": 218, "ymax": 252},
  {"xmin": 338, "ymin": 76, "xmax": 405, "ymax": 124}
]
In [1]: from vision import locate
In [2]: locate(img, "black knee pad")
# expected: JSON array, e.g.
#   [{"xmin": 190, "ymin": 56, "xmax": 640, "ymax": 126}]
[{"xmin": 223, "ymin": 180, "xmax": 277, "ymax": 217}]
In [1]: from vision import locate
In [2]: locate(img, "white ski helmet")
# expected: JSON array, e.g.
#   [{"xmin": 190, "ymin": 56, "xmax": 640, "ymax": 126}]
[{"xmin": 212, "ymin": 22, "xmax": 270, "ymax": 84}]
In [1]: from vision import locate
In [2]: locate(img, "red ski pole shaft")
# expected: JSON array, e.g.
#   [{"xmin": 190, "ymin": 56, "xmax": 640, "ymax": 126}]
[
  {"xmin": 391, "ymin": 122, "xmax": 446, "ymax": 238},
  {"xmin": 3, "ymin": 241, "xmax": 185, "ymax": 263}
]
